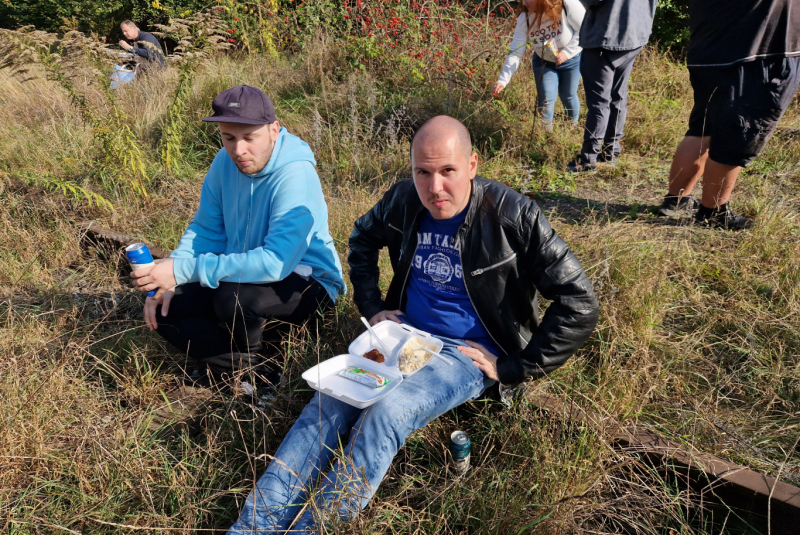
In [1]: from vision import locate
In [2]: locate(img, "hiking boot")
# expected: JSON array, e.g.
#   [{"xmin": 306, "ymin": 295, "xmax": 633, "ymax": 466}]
[
  {"xmin": 694, "ymin": 203, "xmax": 754, "ymax": 230},
  {"xmin": 255, "ymin": 368, "xmax": 282, "ymax": 391},
  {"xmin": 597, "ymin": 149, "xmax": 619, "ymax": 163},
  {"xmin": 236, "ymin": 370, "xmax": 281, "ymax": 406},
  {"xmin": 566, "ymin": 157, "xmax": 597, "ymax": 173},
  {"xmin": 657, "ymin": 194, "xmax": 700, "ymax": 218}
]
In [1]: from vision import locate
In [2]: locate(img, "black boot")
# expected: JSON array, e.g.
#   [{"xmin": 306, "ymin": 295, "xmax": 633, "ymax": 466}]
[
  {"xmin": 694, "ymin": 203, "xmax": 754, "ymax": 230},
  {"xmin": 566, "ymin": 156, "xmax": 597, "ymax": 172}
]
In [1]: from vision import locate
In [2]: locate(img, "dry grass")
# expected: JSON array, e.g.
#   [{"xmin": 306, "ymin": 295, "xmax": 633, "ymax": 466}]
[{"xmin": 1, "ymin": 25, "xmax": 799, "ymax": 534}]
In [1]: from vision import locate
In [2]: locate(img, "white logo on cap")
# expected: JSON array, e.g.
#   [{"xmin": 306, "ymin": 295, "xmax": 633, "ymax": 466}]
[{"xmin": 228, "ymin": 102, "xmax": 241, "ymax": 108}]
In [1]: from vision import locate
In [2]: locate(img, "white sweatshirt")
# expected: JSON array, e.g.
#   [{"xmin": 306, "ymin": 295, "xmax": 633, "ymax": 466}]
[{"xmin": 497, "ymin": 0, "xmax": 586, "ymax": 87}]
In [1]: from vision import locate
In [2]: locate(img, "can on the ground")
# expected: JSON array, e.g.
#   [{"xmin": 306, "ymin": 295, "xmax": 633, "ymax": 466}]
[
  {"xmin": 449, "ymin": 430, "xmax": 471, "ymax": 475},
  {"xmin": 125, "ymin": 243, "xmax": 157, "ymax": 297}
]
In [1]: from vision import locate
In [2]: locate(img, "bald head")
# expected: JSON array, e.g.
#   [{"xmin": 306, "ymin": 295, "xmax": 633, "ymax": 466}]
[
  {"xmin": 411, "ymin": 116, "xmax": 473, "ymax": 157},
  {"xmin": 410, "ymin": 115, "xmax": 478, "ymax": 220}
]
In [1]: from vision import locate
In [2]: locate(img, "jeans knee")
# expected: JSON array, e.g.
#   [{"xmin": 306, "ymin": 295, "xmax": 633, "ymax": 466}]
[
  {"xmin": 356, "ymin": 402, "xmax": 418, "ymax": 456},
  {"xmin": 305, "ymin": 392, "xmax": 361, "ymax": 433},
  {"xmin": 563, "ymin": 96, "xmax": 580, "ymax": 118}
]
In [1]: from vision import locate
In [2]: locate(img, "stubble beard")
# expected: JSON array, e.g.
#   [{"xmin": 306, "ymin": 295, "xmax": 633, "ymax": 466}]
[
  {"xmin": 236, "ymin": 139, "xmax": 275, "ymax": 175},
  {"xmin": 236, "ymin": 162, "xmax": 260, "ymax": 174},
  {"xmin": 427, "ymin": 195, "xmax": 453, "ymax": 218}
]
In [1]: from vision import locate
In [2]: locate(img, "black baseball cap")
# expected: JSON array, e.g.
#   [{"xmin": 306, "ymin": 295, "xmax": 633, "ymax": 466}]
[{"xmin": 202, "ymin": 85, "xmax": 276, "ymax": 125}]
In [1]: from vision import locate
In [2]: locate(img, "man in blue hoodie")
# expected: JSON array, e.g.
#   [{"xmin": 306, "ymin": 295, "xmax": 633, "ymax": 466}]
[{"xmin": 132, "ymin": 85, "xmax": 346, "ymax": 381}]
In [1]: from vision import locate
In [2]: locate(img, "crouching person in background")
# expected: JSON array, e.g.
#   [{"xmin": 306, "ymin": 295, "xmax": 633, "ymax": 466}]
[
  {"xmin": 119, "ymin": 20, "xmax": 167, "ymax": 71},
  {"xmin": 228, "ymin": 116, "xmax": 599, "ymax": 533},
  {"xmin": 131, "ymin": 85, "xmax": 346, "ymax": 388}
]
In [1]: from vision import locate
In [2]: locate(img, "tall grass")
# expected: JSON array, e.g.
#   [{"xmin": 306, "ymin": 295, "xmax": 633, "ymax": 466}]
[{"xmin": 1, "ymin": 9, "xmax": 799, "ymax": 535}]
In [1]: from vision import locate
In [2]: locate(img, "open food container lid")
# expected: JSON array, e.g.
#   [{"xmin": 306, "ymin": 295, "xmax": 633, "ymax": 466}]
[
  {"xmin": 349, "ymin": 320, "xmax": 444, "ymax": 376},
  {"xmin": 303, "ymin": 321, "xmax": 447, "ymax": 408},
  {"xmin": 302, "ymin": 354, "xmax": 403, "ymax": 409}
]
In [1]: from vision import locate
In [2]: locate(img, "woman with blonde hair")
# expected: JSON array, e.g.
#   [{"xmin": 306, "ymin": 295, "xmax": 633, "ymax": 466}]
[{"xmin": 494, "ymin": 0, "xmax": 585, "ymax": 129}]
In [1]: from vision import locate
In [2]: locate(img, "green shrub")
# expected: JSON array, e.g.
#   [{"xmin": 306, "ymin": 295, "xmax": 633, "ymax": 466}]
[{"xmin": 651, "ymin": 0, "xmax": 690, "ymax": 52}]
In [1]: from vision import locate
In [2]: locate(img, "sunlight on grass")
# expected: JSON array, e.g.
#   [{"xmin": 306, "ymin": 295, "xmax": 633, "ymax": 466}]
[{"xmin": 1, "ymin": 12, "xmax": 799, "ymax": 534}]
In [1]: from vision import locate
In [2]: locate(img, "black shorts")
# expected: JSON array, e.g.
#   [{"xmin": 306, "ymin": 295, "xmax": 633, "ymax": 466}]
[{"xmin": 686, "ymin": 56, "xmax": 800, "ymax": 167}]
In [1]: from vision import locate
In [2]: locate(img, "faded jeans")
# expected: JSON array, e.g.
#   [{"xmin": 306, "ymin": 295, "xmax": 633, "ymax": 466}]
[
  {"xmin": 228, "ymin": 332, "xmax": 495, "ymax": 534},
  {"xmin": 531, "ymin": 52, "xmax": 582, "ymax": 126}
]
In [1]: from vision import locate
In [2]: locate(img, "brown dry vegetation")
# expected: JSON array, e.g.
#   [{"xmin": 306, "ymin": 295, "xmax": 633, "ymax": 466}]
[{"xmin": 0, "ymin": 25, "xmax": 799, "ymax": 535}]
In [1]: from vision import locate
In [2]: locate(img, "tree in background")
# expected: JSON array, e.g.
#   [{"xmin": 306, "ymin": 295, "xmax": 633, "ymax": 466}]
[
  {"xmin": 651, "ymin": 0, "xmax": 690, "ymax": 52},
  {"xmin": 0, "ymin": 0, "xmax": 208, "ymax": 40}
]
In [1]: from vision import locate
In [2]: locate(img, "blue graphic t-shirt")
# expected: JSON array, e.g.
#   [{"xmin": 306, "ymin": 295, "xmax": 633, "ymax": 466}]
[{"xmin": 404, "ymin": 208, "xmax": 500, "ymax": 356}]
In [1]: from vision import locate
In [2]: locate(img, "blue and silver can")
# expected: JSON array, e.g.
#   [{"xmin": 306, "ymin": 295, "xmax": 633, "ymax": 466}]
[
  {"xmin": 449, "ymin": 430, "xmax": 471, "ymax": 475},
  {"xmin": 125, "ymin": 243, "xmax": 156, "ymax": 297}
]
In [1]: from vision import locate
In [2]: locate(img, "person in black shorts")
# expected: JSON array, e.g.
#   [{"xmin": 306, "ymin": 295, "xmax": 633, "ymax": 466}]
[{"xmin": 658, "ymin": 0, "xmax": 800, "ymax": 230}]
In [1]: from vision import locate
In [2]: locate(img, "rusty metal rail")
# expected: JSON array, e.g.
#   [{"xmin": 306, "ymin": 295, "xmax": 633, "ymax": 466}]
[
  {"xmin": 528, "ymin": 394, "xmax": 800, "ymax": 532},
  {"xmin": 78, "ymin": 220, "xmax": 169, "ymax": 259}
]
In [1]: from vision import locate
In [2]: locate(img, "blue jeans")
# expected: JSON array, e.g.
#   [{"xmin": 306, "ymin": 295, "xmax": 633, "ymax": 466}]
[
  {"xmin": 531, "ymin": 52, "xmax": 582, "ymax": 126},
  {"xmin": 228, "ymin": 333, "xmax": 495, "ymax": 534}
]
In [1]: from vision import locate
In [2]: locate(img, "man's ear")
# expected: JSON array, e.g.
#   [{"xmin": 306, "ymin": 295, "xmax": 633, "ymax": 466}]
[
  {"xmin": 270, "ymin": 121, "xmax": 281, "ymax": 137},
  {"xmin": 469, "ymin": 151, "xmax": 478, "ymax": 179}
]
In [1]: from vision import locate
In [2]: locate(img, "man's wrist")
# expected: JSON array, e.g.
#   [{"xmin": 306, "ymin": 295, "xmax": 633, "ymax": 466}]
[
  {"xmin": 171, "ymin": 257, "xmax": 199, "ymax": 286},
  {"xmin": 495, "ymin": 350, "xmax": 526, "ymax": 385},
  {"xmin": 360, "ymin": 301, "xmax": 386, "ymax": 322}
]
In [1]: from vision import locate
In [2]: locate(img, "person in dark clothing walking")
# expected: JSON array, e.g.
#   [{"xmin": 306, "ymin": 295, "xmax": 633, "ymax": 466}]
[
  {"xmin": 657, "ymin": 0, "xmax": 800, "ymax": 230},
  {"xmin": 566, "ymin": 0, "xmax": 657, "ymax": 172},
  {"xmin": 119, "ymin": 20, "xmax": 167, "ymax": 69}
]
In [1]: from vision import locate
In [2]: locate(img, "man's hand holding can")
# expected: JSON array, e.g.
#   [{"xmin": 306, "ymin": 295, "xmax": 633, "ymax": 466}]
[{"xmin": 130, "ymin": 258, "xmax": 177, "ymax": 299}]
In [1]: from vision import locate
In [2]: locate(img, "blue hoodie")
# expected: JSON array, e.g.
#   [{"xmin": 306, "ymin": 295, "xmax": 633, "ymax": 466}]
[{"xmin": 170, "ymin": 127, "xmax": 346, "ymax": 301}]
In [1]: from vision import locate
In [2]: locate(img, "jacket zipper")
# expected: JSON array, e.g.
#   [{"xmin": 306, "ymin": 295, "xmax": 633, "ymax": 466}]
[
  {"xmin": 470, "ymin": 253, "xmax": 517, "ymax": 276},
  {"xmin": 463, "ymin": 262, "xmax": 507, "ymax": 357},
  {"xmin": 398, "ymin": 210, "xmax": 425, "ymax": 304},
  {"xmin": 459, "ymin": 230, "xmax": 507, "ymax": 356},
  {"xmin": 399, "ymin": 261, "xmax": 412, "ymax": 303}
]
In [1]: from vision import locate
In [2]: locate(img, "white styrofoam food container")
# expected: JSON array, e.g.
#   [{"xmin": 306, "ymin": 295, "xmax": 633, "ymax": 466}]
[
  {"xmin": 349, "ymin": 321, "xmax": 444, "ymax": 377},
  {"xmin": 301, "ymin": 354, "xmax": 404, "ymax": 409}
]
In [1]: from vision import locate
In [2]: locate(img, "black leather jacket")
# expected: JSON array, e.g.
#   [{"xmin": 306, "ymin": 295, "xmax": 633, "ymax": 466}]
[{"xmin": 348, "ymin": 176, "xmax": 599, "ymax": 385}]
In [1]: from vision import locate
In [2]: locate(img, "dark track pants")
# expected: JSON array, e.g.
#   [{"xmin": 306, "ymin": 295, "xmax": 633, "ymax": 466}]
[
  {"xmin": 579, "ymin": 46, "xmax": 642, "ymax": 162},
  {"xmin": 155, "ymin": 273, "xmax": 331, "ymax": 372}
]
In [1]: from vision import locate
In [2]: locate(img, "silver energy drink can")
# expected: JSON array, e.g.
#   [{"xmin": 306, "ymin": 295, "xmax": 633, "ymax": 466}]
[
  {"xmin": 449, "ymin": 430, "xmax": 471, "ymax": 475},
  {"xmin": 125, "ymin": 243, "xmax": 157, "ymax": 297}
]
